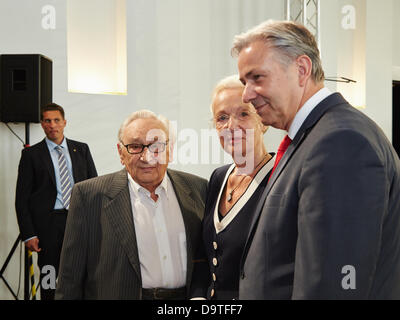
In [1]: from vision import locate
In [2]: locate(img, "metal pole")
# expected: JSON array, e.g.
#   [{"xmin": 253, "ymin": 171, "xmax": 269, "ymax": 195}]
[
  {"xmin": 25, "ymin": 122, "xmax": 30, "ymax": 146},
  {"xmin": 0, "ymin": 235, "xmax": 21, "ymax": 300},
  {"xmin": 317, "ymin": 0, "xmax": 321, "ymax": 52},
  {"xmin": 24, "ymin": 122, "xmax": 31, "ymax": 300}
]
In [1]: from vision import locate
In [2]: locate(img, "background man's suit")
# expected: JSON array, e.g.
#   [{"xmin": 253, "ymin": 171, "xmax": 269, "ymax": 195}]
[
  {"xmin": 239, "ymin": 93, "xmax": 400, "ymax": 299},
  {"xmin": 15, "ymin": 138, "xmax": 97, "ymax": 297},
  {"xmin": 55, "ymin": 168, "xmax": 207, "ymax": 300}
]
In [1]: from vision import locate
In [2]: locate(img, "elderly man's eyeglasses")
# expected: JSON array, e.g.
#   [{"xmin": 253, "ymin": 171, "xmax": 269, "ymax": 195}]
[{"xmin": 122, "ymin": 141, "xmax": 169, "ymax": 155}]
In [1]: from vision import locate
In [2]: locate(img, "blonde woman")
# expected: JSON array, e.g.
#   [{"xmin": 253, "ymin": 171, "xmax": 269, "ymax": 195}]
[{"xmin": 192, "ymin": 75, "xmax": 275, "ymax": 300}]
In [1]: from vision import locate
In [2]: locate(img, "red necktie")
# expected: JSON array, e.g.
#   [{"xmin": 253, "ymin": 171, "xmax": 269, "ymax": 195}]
[{"xmin": 269, "ymin": 135, "xmax": 292, "ymax": 181}]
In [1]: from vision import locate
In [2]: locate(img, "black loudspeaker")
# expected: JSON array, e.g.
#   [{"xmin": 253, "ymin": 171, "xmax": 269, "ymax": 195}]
[{"xmin": 0, "ymin": 54, "xmax": 52, "ymax": 123}]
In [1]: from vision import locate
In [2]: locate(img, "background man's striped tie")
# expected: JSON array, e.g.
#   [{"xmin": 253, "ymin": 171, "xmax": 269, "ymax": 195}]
[{"xmin": 55, "ymin": 146, "xmax": 72, "ymax": 209}]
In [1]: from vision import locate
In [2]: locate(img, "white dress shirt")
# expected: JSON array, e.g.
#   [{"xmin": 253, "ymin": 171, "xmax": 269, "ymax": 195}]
[
  {"xmin": 127, "ymin": 173, "xmax": 187, "ymax": 289},
  {"xmin": 288, "ymin": 87, "xmax": 333, "ymax": 139}
]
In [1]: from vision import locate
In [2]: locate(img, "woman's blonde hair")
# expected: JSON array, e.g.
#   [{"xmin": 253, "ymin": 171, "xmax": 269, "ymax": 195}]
[{"xmin": 210, "ymin": 74, "xmax": 244, "ymax": 114}]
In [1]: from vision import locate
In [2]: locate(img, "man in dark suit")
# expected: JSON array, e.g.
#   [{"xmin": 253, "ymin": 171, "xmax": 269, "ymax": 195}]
[
  {"xmin": 15, "ymin": 103, "xmax": 98, "ymax": 300},
  {"xmin": 55, "ymin": 110, "xmax": 208, "ymax": 300},
  {"xmin": 232, "ymin": 20, "xmax": 400, "ymax": 299}
]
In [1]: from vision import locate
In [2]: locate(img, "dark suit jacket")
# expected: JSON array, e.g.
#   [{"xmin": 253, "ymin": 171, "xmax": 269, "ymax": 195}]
[
  {"xmin": 15, "ymin": 138, "xmax": 98, "ymax": 241},
  {"xmin": 198, "ymin": 162, "xmax": 272, "ymax": 299},
  {"xmin": 239, "ymin": 93, "xmax": 400, "ymax": 299},
  {"xmin": 55, "ymin": 168, "xmax": 208, "ymax": 300}
]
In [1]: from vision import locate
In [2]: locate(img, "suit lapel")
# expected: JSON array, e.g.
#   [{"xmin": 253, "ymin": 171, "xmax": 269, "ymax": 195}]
[
  {"xmin": 167, "ymin": 169, "xmax": 196, "ymax": 286},
  {"xmin": 103, "ymin": 169, "xmax": 141, "ymax": 280},
  {"xmin": 167, "ymin": 169, "xmax": 195, "ymax": 214},
  {"xmin": 267, "ymin": 93, "xmax": 347, "ymax": 191},
  {"xmin": 241, "ymin": 93, "xmax": 348, "ymax": 267},
  {"xmin": 66, "ymin": 139, "xmax": 80, "ymax": 182},
  {"xmin": 38, "ymin": 139, "xmax": 56, "ymax": 186}
]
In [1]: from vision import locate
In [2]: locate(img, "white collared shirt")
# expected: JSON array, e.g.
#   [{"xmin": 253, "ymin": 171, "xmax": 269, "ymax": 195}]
[
  {"xmin": 127, "ymin": 172, "xmax": 187, "ymax": 289},
  {"xmin": 288, "ymin": 87, "xmax": 333, "ymax": 139}
]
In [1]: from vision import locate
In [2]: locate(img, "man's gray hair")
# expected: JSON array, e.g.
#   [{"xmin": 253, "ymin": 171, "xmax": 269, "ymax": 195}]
[
  {"xmin": 118, "ymin": 109, "xmax": 176, "ymax": 144},
  {"xmin": 231, "ymin": 20, "xmax": 324, "ymax": 83}
]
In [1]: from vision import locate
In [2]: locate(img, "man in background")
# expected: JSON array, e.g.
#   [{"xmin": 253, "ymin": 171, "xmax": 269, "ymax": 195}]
[{"xmin": 15, "ymin": 103, "xmax": 97, "ymax": 300}]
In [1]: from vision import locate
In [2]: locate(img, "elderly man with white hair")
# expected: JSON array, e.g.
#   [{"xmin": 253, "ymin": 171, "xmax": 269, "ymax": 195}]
[{"xmin": 55, "ymin": 109, "xmax": 208, "ymax": 300}]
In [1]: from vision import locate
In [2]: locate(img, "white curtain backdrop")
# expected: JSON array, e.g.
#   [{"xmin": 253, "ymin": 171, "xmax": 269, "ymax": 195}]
[{"xmin": 125, "ymin": 0, "xmax": 286, "ymax": 177}]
